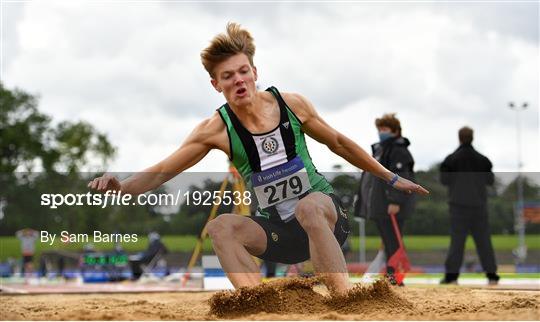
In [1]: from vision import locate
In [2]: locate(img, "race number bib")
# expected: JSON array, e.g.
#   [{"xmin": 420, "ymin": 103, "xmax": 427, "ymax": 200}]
[{"xmin": 251, "ymin": 156, "xmax": 312, "ymax": 209}]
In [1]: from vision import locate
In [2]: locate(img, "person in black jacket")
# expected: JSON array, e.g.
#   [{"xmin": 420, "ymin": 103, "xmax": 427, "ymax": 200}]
[
  {"xmin": 354, "ymin": 113, "xmax": 416, "ymax": 285},
  {"xmin": 440, "ymin": 126, "xmax": 499, "ymax": 285},
  {"xmin": 129, "ymin": 232, "xmax": 168, "ymax": 280}
]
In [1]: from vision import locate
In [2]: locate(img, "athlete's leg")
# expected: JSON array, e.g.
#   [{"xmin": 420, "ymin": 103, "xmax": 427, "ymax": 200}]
[
  {"xmin": 206, "ymin": 214, "xmax": 267, "ymax": 288},
  {"xmin": 295, "ymin": 192, "xmax": 350, "ymax": 294}
]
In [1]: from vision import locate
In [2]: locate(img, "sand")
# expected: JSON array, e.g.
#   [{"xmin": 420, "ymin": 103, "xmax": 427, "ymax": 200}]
[{"xmin": 1, "ymin": 278, "xmax": 539, "ymax": 321}]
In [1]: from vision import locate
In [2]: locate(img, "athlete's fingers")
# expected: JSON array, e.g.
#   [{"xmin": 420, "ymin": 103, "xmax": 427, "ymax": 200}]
[
  {"xmin": 104, "ymin": 177, "xmax": 111, "ymax": 190},
  {"xmin": 415, "ymin": 184, "xmax": 429, "ymax": 195},
  {"xmin": 98, "ymin": 177, "xmax": 106, "ymax": 191},
  {"xmin": 396, "ymin": 178, "xmax": 429, "ymax": 195},
  {"xmin": 89, "ymin": 178, "xmax": 99, "ymax": 190}
]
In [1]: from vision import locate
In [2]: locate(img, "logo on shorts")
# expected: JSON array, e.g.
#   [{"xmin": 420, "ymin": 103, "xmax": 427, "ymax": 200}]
[
  {"xmin": 282, "ymin": 121, "xmax": 290, "ymax": 129},
  {"xmin": 271, "ymin": 232, "xmax": 279, "ymax": 242},
  {"xmin": 261, "ymin": 137, "xmax": 279, "ymax": 154},
  {"xmin": 339, "ymin": 207, "xmax": 348, "ymax": 219}
]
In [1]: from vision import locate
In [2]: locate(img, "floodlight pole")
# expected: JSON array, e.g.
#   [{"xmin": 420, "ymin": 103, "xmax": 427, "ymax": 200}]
[{"xmin": 508, "ymin": 101, "xmax": 528, "ymax": 263}]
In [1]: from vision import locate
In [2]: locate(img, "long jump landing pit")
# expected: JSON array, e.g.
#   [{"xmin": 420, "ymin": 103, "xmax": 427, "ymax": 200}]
[{"xmin": 1, "ymin": 277, "xmax": 538, "ymax": 321}]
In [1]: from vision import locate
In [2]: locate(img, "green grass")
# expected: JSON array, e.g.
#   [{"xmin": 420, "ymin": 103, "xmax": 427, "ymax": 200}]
[
  {"xmin": 0, "ymin": 234, "xmax": 538, "ymax": 261},
  {"xmin": 0, "ymin": 235, "xmax": 214, "ymax": 261},
  {"xmin": 348, "ymin": 234, "xmax": 540, "ymax": 252}
]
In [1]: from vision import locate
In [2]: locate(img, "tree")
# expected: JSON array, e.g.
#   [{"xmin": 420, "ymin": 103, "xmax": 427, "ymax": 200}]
[
  {"xmin": 0, "ymin": 82, "xmax": 116, "ymax": 174},
  {"xmin": 0, "ymin": 83, "xmax": 51, "ymax": 173},
  {"xmin": 0, "ymin": 82, "xmax": 117, "ymax": 234}
]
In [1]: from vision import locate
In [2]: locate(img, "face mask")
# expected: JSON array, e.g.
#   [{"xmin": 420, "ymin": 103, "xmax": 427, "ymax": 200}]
[{"xmin": 378, "ymin": 132, "xmax": 394, "ymax": 142}]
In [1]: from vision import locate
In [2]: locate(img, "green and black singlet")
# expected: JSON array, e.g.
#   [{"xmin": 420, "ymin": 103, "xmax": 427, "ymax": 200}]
[{"xmin": 217, "ymin": 86, "xmax": 333, "ymax": 222}]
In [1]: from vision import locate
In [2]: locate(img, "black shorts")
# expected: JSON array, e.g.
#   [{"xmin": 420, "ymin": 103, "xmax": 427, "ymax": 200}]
[
  {"xmin": 251, "ymin": 193, "xmax": 350, "ymax": 264},
  {"xmin": 23, "ymin": 255, "xmax": 33, "ymax": 264}
]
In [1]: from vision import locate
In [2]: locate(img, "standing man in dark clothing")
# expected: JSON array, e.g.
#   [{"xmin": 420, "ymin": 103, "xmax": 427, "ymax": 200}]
[
  {"xmin": 440, "ymin": 126, "xmax": 499, "ymax": 285},
  {"xmin": 354, "ymin": 113, "xmax": 416, "ymax": 285}
]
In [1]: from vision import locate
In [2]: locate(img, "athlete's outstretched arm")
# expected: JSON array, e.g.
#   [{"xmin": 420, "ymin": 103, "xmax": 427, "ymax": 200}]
[
  {"xmin": 88, "ymin": 113, "xmax": 224, "ymax": 195},
  {"xmin": 283, "ymin": 93, "xmax": 428, "ymax": 195}
]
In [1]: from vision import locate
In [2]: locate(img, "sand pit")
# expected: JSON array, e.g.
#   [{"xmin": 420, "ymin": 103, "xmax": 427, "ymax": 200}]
[
  {"xmin": 210, "ymin": 278, "xmax": 413, "ymax": 318},
  {"xmin": 1, "ymin": 278, "xmax": 539, "ymax": 320}
]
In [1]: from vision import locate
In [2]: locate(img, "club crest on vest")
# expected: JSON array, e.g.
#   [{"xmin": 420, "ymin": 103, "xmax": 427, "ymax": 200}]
[{"xmin": 261, "ymin": 136, "xmax": 279, "ymax": 154}]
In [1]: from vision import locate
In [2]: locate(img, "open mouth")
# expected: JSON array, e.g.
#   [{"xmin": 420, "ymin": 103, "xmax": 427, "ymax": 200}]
[{"xmin": 236, "ymin": 88, "xmax": 247, "ymax": 96}]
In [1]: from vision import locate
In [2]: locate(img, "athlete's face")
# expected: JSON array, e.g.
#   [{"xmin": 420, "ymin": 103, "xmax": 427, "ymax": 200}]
[{"xmin": 211, "ymin": 53, "xmax": 258, "ymax": 107}]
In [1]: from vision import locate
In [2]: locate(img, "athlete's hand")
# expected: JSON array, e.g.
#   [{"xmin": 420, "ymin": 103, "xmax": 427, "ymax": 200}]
[
  {"xmin": 392, "ymin": 176, "xmax": 429, "ymax": 195},
  {"xmin": 88, "ymin": 174, "xmax": 122, "ymax": 193},
  {"xmin": 388, "ymin": 204, "xmax": 400, "ymax": 216}
]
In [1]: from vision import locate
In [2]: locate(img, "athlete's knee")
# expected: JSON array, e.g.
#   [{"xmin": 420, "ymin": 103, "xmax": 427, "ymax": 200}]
[
  {"xmin": 207, "ymin": 214, "xmax": 252, "ymax": 245},
  {"xmin": 295, "ymin": 199, "xmax": 328, "ymax": 233},
  {"xmin": 207, "ymin": 214, "xmax": 237, "ymax": 242}
]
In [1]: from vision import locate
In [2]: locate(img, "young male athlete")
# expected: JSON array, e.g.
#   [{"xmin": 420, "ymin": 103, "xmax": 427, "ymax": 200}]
[{"xmin": 89, "ymin": 22, "xmax": 428, "ymax": 294}]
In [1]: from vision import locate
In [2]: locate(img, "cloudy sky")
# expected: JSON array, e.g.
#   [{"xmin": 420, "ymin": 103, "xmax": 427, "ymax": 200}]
[{"xmin": 2, "ymin": 1, "xmax": 539, "ymax": 175}]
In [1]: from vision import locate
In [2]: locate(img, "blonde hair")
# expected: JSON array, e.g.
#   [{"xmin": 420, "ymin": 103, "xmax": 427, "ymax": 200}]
[
  {"xmin": 375, "ymin": 113, "xmax": 402, "ymax": 136},
  {"xmin": 200, "ymin": 22, "xmax": 256, "ymax": 78}
]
